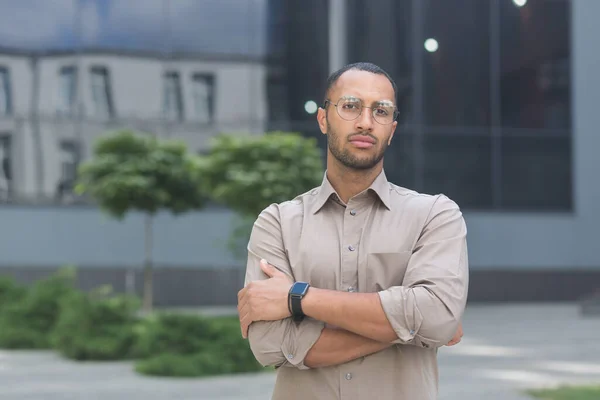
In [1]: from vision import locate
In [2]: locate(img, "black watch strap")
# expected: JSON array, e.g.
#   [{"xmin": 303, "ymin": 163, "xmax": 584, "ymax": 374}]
[
  {"xmin": 290, "ymin": 295, "xmax": 304, "ymax": 322},
  {"xmin": 289, "ymin": 282, "xmax": 310, "ymax": 322}
]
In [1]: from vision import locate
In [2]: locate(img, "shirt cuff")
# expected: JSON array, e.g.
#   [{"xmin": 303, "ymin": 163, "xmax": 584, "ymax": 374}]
[
  {"xmin": 378, "ymin": 289, "xmax": 422, "ymax": 344},
  {"xmin": 280, "ymin": 317, "xmax": 326, "ymax": 370}
]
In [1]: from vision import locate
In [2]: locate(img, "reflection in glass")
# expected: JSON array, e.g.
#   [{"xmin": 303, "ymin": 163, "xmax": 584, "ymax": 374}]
[
  {"xmin": 168, "ymin": 0, "xmax": 265, "ymax": 55},
  {"xmin": 0, "ymin": 0, "xmax": 75, "ymax": 50},
  {"xmin": 501, "ymin": 135, "xmax": 571, "ymax": 210},
  {"xmin": 423, "ymin": 134, "xmax": 493, "ymax": 209},
  {"xmin": 347, "ymin": 0, "xmax": 412, "ymax": 127},
  {"xmin": 422, "ymin": 0, "xmax": 490, "ymax": 127},
  {"xmin": 79, "ymin": 0, "xmax": 166, "ymax": 52},
  {"xmin": 500, "ymin": 0, "xmax": 571, "ymax": 129},
  {"xmin": 384, "ymin": 132, "xmax": 415, "ymax": 190}
]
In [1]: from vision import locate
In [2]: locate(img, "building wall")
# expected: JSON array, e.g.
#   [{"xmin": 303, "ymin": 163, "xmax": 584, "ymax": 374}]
[
  {"xmin": 1, "ymin": 0, "xmax": 598, "ymax": 305},
  {"xmin": 466, "ymin": 0, "xmax": 599, "ymax": 269},
  {"xmin": 0, "ymin": 52, "xmax": 267, "ymax": 200}
]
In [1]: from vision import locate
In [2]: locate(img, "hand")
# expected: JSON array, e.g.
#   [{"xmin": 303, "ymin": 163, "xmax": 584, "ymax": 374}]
[
  {"xmin": 238, "ymin": 259, "xmax": 294, "ymax": 338},
  {"xmin": 446, "ymin": 321, "xmax": 463, "ymax": 346}
]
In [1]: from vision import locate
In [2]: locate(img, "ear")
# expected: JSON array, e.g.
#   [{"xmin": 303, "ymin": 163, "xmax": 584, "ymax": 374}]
[
  {"xmin": 387, "ymin": 121, "xmax": 398, "ymax": 145},
  {"xmin": 317, "ymin": 107, "xmax": 328, "ymax": 135}
]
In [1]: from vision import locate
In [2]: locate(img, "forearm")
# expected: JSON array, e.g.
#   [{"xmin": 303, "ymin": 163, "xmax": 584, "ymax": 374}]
[
  {"xmin": 302, "ymin": 288, "xmax": 398, "ymax": 343},
  {"xmin": 304, "ymin": 327, "xmax": 393, "ymax": 369}
]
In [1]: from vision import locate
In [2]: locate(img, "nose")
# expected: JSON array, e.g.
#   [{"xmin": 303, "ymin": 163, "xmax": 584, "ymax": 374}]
[{"xmin": 355, "ymin": 107, "xmax": 374, "ymax": 132}]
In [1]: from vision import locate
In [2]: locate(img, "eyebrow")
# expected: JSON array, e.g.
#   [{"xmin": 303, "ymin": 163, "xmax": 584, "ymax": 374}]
[{"xmin": 339, "ymin": 95, "xmax": 395, "ymax": 107}]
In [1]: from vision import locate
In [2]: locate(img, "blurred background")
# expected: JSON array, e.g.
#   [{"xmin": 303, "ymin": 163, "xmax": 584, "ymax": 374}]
[
  {"xmin": 0, "ymin": 0, "xmax": 599, "ymax": 399},
  {"xmin": 0, "ymin": 0, "xmax": 595, "ymax": 306}
]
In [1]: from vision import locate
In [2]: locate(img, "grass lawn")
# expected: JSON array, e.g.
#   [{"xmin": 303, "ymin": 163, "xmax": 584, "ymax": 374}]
[{"xmin": 526, "ymin": 385, "xmax": 600, "ymax": 400}]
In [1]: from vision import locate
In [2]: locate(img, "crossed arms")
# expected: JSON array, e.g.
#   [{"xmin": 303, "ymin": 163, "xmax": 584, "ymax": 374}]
[{"xmin": 238, "ymin": 195, "xmax": 469, "ymax": 370}]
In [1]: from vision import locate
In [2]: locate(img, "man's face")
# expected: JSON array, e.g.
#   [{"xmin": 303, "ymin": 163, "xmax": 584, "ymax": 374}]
[{"xmin": 317, "ymin": 70, "xmax": 398, "ymax": 170}]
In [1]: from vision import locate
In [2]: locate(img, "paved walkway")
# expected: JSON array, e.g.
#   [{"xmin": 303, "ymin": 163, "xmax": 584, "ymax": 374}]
[{"xmin": 0, "ymin": 303, "xmax": 599, "ymax": 399}]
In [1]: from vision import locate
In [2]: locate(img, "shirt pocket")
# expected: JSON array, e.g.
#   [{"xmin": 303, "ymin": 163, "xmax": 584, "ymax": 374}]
[{"xmin": 365, "ymin": 250, "xmax": 412, "ymax": 292}]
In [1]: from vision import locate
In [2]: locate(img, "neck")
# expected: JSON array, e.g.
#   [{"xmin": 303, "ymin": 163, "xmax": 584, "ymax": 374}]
[{"xmin": 326, "ymin": 159, "xmax": 383, "ymax": 204}]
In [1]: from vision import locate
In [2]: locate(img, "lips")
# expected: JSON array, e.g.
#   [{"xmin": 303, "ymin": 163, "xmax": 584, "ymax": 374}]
[{"xmin": 349, "ymin": 135, "xmax": 376, "ymax": 148}]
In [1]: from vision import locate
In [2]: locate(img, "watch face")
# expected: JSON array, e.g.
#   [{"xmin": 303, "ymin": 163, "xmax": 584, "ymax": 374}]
[{"xmin": 290, "ymin": 282, "xmax": 309, "ymax": 296}]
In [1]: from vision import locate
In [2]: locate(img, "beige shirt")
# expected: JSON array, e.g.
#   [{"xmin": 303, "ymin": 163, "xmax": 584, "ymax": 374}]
[{"xmin": 244, "ymin": 170, "xmax": 469, "ymax": 400}]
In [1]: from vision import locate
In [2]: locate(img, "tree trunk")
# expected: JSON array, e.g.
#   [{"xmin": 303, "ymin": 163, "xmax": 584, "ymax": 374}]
[{"xmin": 143, "ymin": 214, "xmax": 154, "ymax": 313}]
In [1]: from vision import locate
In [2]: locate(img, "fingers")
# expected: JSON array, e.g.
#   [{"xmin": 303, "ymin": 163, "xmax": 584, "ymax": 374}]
[
  {"xmin": 446, "ymin": 322, "xmax": 464, "ymax": 346},
  {"xmin": 260, "ymin": 259, "xmax": 285, "ymax": 278},
  {"xmin": 240, "ymin": 313, "xmax": 251, "ymax": 338},
  {"xmin": 237, "ymin": 286, "xmax": 248, "ymax": 307}
]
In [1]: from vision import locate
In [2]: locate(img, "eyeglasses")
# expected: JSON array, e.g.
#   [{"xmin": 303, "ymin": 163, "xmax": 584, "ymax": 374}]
[{"xmin": 324, "ymin": 96, "xmax": 398, "ymax": 125}]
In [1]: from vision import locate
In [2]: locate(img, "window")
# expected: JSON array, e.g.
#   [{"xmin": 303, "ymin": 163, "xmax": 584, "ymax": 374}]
[
  {"xmin": 163, "ymin": 71, "xmax": 184, "ymax": 121},
  {"xmin": 266, "ymin": 76, "xmax": 290, "ymax": 122},
  {"xmin": 347, "ymin": 0, "xmax": 413, "ymax": 127},
  {"xmin": 497, "ymin": 0, "xmax": 572, "ymax": 210},
  {"xmin": 58, "ymin": 66, "xmax": 77, "ymax": 116},
  {"xmin": 0, "ymin": 67, "xmax": 11, "ymax": 116},
  {"xmin": 422, "ymin": 0, "xmax": 491, "ymax": 128},
  {"xmin": 417, "ymin": 0, "xmax": 571, "ymax": 211},
  {"xmin": 56, "ymin": 141, "xmax": 80, "ymax": 201},
  {"xmin": 0, "ymin": 135, "xmax": 12, "ymax": 202},
  {"xmin": 423, "ymin": 133, "xmax": 493, "ymax": 209},
  {"xmin": 500, "ymin": 0, "xmax": 571, "ymax": 130},
  {"xmin": 89, "ymin": 66, "xmax": 114, "ymax": 118},
  {"xmin": 191, "ymin": 73, "xmax": 215, "ymax": 123},
  {"xmin": 59, "ymin": 141, "xmax": 80, "ymax": 183}
]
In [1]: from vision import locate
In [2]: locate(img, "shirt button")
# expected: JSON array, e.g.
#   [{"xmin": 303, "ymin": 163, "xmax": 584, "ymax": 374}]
[
  {"xmin": 348, "ymin": 245, "xmax": 355, "ymax": 251},
  {"xmin": 350, "ymin": 209, "xmax": 356, "ymax": 216},
  {"xmin": 345, "ymin": 373, "xmax": 352, "ymax": 380},
  {"xmin": 410, "ymin": 330, "xmax": 415, "ymax": 335},
  {"xmin": 287, "ymin": 354, "xmax": 294, "ymax": 359}
]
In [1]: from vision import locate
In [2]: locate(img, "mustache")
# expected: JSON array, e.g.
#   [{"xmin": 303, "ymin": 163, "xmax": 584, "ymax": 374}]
[{"xmin": 347, "ymin": 133, "xmax": 378, "ymax": 142}]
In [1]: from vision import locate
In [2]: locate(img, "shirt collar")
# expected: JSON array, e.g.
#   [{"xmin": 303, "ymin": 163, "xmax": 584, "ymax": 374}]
[{"xmin": 311, "ymin": 169, "xmax": 391, "ymax": 214}]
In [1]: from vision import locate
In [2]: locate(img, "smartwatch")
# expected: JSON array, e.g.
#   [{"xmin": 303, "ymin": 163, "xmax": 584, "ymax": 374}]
[{"xmin": 288, "ymin": 281, "xmax": 310, "ymax": 322}]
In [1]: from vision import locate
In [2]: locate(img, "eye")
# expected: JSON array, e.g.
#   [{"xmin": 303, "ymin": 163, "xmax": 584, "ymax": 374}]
[
  {"xmin": 374, "ymin": 107, "xmax": 389, "ymax": 116},
  {"xmin": 341, "ymin": 101, "xmax": 360, "ymax": 110}
]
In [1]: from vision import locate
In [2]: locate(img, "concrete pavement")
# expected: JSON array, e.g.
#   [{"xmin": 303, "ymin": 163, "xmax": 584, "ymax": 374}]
[{"xmin": 0, "ymin": 303, "xmax": 599, "ymax": 399}]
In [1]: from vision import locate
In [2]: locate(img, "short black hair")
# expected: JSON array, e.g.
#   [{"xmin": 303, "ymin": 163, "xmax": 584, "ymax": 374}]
[{"xmin": 322, "ymin": 62, "xmax": 398, "ymax": 106}]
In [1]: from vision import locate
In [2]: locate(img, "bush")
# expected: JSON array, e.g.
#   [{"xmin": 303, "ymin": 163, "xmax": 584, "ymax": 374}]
[
  {"xmin": 132, "ymin": 312, "xmax": 214, "ymax": 358},
  {"xmin": 134, "ymin": 352, "xmax": 237, "ymax": 377},
  {"xmin": 0, "ymin": 276, "xmax": 27, "ymax": 311},
  {"xmin": 52, "ymin": 286, "xmax": 141, "ymax": 361},
  {"xmin": 0, "ymin": 269, "xmax": 264, "ymax": 377},
  {"xmin": 133, "ymin": 314, "xmax": 263, "ymax": 377},
  {"xmin": 0, "ymin": 267, "xmax": 77, "ymax": 349}
]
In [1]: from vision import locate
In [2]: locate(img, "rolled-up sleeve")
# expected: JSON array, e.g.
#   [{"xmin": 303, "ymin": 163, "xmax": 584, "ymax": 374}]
[
  {"xmin": 378, "ymin": 194, "xmax": 469, "ymax": 349},
  {"xmin": 244, "ymin": 204, "xmax": 325, "ymax": 369}
]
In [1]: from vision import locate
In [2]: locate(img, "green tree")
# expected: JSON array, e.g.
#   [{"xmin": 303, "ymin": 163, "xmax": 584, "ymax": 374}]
[
  {"xmin": 198, "ymin": 131, "xmax": 324, "ymax": 257},
  {"xmin": 75, "ymin": 130, "xmax": 206, "ymax": 312}
]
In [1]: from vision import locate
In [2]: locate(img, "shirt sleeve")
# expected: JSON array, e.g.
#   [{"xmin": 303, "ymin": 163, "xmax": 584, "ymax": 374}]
[
  {"xmin": 244, "ymin": 203, "xmax": 325, "ymax": 370},
  {"xmin": 377, "ymin": 194, "xmax": 469, "ymax": 349}
]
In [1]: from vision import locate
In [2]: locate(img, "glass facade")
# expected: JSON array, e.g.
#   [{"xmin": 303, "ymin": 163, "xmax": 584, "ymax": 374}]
[
  {"xmin": 267, "ymin": 0, "xmax": 573, "ymax": 212},
  {"xmin": 0, "ymin": 0, "xmax": 572, "ymax": 211}
]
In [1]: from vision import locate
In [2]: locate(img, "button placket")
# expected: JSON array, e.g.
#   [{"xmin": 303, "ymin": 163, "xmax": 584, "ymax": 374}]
[{"xmin": 341, "ymin": 200, "xmax": 362, "ymax": 293}]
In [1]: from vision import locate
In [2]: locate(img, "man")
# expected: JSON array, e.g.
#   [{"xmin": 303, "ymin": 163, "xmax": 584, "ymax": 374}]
[{"xmin": 237, "ymin": 62, "xmax": 469, "ymax": 399}]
